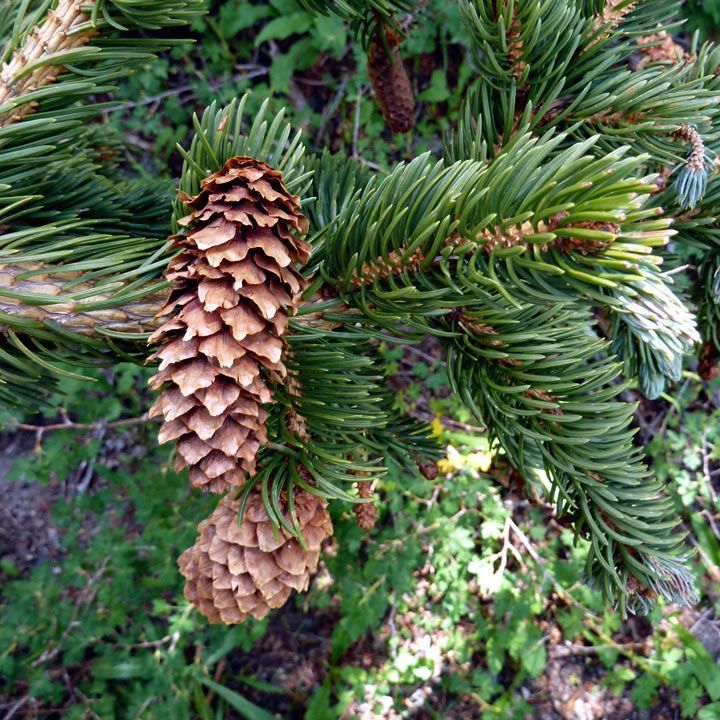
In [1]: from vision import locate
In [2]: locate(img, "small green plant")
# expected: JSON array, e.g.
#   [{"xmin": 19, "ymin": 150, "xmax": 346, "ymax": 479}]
[
  {"xmin": 685, "ymin": 0, "xmax": 720, "ymax": 39},
  {"xmin": 0, "ymin": 367, "xmax": 272, "ymax": 719}
]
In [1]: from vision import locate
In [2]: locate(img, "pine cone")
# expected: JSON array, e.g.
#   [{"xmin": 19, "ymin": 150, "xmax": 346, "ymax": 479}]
[
  {"xmin": 179, "ymin": 488, "xmax": 333, "ymax": 624},
  {"xmin": 367, "ymin": 27, "xmax": 415, "ymax": 134},
  {"xmin": 148, "ymin": 157, "xmax": 310, "ymax": 493},
  {"xmin": 353, "ymin": 481, "xmax": 377, "ymax": 531},
  {"xmin": 699, "ymin": 340, "xmax": 720, "ymax": 381},
  {"xmin": 418, "ymin": 461, "xmax": 439, "ymax": 480}
]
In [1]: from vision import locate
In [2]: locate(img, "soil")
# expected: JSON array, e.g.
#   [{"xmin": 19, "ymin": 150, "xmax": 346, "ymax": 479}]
[{"xmin": 0, "ymin": 431, "xmax": 62, "ymax": 570}]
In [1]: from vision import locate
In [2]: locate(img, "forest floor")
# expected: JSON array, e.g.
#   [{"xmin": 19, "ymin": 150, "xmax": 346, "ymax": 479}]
[{"xmin": 0, "ymin": 346, "xmax": 719, "ymax": 719}]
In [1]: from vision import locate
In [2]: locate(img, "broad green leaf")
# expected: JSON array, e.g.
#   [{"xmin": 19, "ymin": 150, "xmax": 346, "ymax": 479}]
[
  {"xmin": 699, "ymin": 704, "xmax": 720, "ymax": 720},
  {"xmin": 198, "ymin": 678, "xmax": 277, "ymax": 720},
  {"xmin": 418, "ymin": 71, "xmax": 450, "ymax": 103},
  {"xmin": 255, "ymin": 13, "xmax": 313, "ymax": 45}
]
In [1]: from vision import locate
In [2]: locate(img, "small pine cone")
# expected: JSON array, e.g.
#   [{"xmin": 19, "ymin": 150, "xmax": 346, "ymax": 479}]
[
  {"xmin": 148, "ymin": 157, "xmax": 310, "ymax": 493},
  {"xmin": 353, "ymin": 481, "xmax": 377, "ymax": 531},
  {"xmin": 178, "ymin": 488, "xmax": 333, "ymax": 624},
  {"xmin": 699, "ymin": 340, "xmax": 720, "ymax": 381},
  {"xmin": 418, "ymin": 461, "xmax": 438, "ymax": 480},
  {"xmin": 367, "ymin": 27, "xmax": 415, "ymax": 134}
]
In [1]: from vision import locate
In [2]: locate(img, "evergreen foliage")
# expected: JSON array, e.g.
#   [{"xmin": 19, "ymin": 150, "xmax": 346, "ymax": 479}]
[
  {"xmin": 296, "ymin": 0, "xmax": 413, "ymax": 45},
  {"xmin": 2, "ymin": 0, "xmax": 720, "ymax": 615}
]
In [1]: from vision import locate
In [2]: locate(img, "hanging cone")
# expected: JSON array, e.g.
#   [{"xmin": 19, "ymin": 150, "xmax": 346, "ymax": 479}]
[
  {"xmin": 178, "ymin": 488, "xmax": 333, "ymax": 624},
  {"xmin": 699, "ymin": 339, "xmax": 720, "ymax": 381},
  {"xmin": 417, "ymin": 461, "xmax": 439, "ymax": 480},
  {"xmin": 148, "ymin": 157, "xmax": 310, "ymax": 493},
  {"xmin": 367, "ymin": 26, "xmax": 415, "ymax": 134},
  {"xmin": 353, "ymin": 480, "xmax": 377, "ymax": 531}
]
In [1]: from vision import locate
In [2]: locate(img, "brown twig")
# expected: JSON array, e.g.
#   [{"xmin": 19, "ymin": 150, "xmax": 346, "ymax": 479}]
[
  {"xmin": 588, "ymin": 1, "xmax": 636, "ymax": 50},
  {"xmin": 3, "ymin": 697, "xmax": 30, "ymax": 720},
  {"xmin": 104, "ymin": 65, "xmax": 269, "ymax": 114},
  {"xmin": 13, "ymin": 413, "xmax": 152, "ymax": 435},
  {"xmin": 551, "ymin": 640, "xmax": 649, "ymax": 658},
  {"xmin": 507, "ymin": 10, "xmax": 527, "ymax": 82}
]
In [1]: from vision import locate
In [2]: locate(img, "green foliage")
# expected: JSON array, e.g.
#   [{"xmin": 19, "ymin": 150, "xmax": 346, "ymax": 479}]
[
  {"xmin": 0, "ymin": 0, "xmax": 205, "ymax": 405},
  {"xmin": 108, "ymin": 0, "xmax": 470, "ymax": 169},
  {"xmin": 0, "ymin": 366, "xmax": 273, "ymax": 719},
  {"xmin": 305, "ymin": 413, "xmax": 720, "ymax": 718},
  {"xmin": 685, "ymin": 0, "xmax": 720, "ymax": 39},
  {"xmin": 2, "ymin": 0, "xmax": 720, "ymax": 664},
  {"xmin": 1, "ymin": 362, "xmax": 719, "ymax": 717},
  {"xmin": 3, "ymin": 1, "xmax": 720, "ymax": 717}
]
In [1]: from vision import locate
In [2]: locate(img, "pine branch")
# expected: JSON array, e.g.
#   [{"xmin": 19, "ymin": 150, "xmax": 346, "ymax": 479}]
[
  {"xmin": 0, "ymin": 263, "xmax": 167, "ymax": 335},
  {"xmin": 506, "ymin": 9, "xmax": 527, "ymax": 84},
  {"xmin": 446, "ymin": 300, "xmax": 696, "ymax": 612},
  {"xmin": 588, "ymin": 0, "xmax": 637, "ymax": 49},
  {"xmin": 0, "ymin": 0, "xmax": 204, "ymax": 123},
  {"xmin": 455, "ymin": 1, "xmax": 709, "ymax": 163},
  {"xmin": 0, "ymin": 0, "xmax": 97, "ymax": 125},
  {"xmin": 0, "ymin": 0, "xmax": 205, "ymax": 406}
]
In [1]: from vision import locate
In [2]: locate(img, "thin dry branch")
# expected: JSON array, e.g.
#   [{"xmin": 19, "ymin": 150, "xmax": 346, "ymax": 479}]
[{"xmin": 13, "ymin": 414, "xmax": 151, "ymax": 434}]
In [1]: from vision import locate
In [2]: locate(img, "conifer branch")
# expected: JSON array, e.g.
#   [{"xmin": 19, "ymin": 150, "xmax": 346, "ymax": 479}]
[
  {"xmin": 0, "ymin": 264, "xmax": 354, "ymax": 338},
  {"xmin": 589, "ymin": 0, "xmax": 636, "ymax": 48},
  {"xmin": 347, "ymin": 247, "xmax": 426, "ymax": 289},
  {"xmin": 0, "ymin": 0, "xmax": 98, "ymax": 125},
  {"xmin": 472, "ymin": 216, "xmax": 618, "ymax": 254},
  {"xmin": 0, "ymin": 264, "xmax": 167, "ymax": 334},
  {"xmin": 344, "ymin": 215, "xmax": 618, "ymax": 290},
  {"xmin": 507, "ymin": 10, "xmax": 527, "ymax": 83}
]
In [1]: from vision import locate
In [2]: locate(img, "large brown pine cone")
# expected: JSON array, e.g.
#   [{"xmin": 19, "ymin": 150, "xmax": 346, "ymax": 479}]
[
  {"xmin": 178, "ymin": 488, "xmax": 333, "ymax": 624},
  {"xmin": 367, "ymin": 27, "xmax": 415, "ymax": 134},
  {"xmin": 148, "ymin": 157, "xmax": 310, "ymax": 493}
]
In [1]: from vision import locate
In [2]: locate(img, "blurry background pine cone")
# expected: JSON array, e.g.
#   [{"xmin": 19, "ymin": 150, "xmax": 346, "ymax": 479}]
[{"xmin": 367, "ymin": 26, "xmax": 416, "ymax": 134}]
